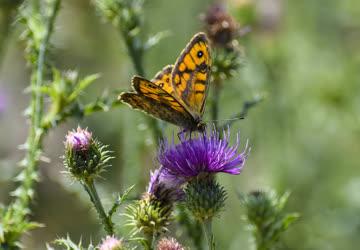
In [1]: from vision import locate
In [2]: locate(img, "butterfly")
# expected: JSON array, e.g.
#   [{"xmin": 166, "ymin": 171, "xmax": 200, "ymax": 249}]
[{"xmin": 119, "ymin": 32, "xmax": 211, "ymax": 132}]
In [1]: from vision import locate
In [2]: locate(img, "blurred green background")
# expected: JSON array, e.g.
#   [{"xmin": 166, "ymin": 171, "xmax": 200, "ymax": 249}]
[{"xmin": 1, "ymin": 0, "xmax": 360, "ymax": 249}]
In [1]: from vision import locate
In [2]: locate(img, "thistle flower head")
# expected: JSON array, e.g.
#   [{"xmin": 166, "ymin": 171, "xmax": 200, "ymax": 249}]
[
  {"xmin": 63, "ymin": 126, "xmax": 112, "ymax": 181},
  {"xmin": 158, "ymin": 129, "xmax": 249, "ymax": 182},
  {"xmin": 157, "ymin": 237, "xmax": 185, "ymax": 250},
  {"xmin": 99, "ymin": 236, "xmax": 124, "ymax": 250}
]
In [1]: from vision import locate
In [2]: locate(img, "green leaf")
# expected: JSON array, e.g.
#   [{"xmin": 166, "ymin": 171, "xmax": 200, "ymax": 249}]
[
  {"xmin": 143, "ymin": 30, "xmax": 171, "ymax": 51},
  {"xmin": 108, "ymin": 184, "xmax": 135, "ymax": 218},
  {"xmin": 281, "ymin": 213, "xmax": 300, "ymax": 230},
  {"xmin": 68, "ymin": 74, "xmax": 100, "ymax": 102}
]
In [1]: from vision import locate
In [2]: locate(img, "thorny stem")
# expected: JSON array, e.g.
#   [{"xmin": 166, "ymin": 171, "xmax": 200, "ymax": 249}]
[
  {"xmin": 12, "ymin": 0, "xmax": 61, "ymax": 214},
  {"xmin": 202, "ymin": 219, "xmax": 215, "ymax": 250},
  {"xmin": 83, "ymin": 179, "xmax": 115, "ymax": 235},
  {"xmin": 1, "ymin": 1, "xmax": 61, "ymax": 246}
]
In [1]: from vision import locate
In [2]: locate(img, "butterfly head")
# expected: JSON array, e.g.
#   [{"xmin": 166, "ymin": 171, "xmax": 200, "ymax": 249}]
[{"xmin": 196, "ymin": 121, "xmax": 207, "ymax": 132}]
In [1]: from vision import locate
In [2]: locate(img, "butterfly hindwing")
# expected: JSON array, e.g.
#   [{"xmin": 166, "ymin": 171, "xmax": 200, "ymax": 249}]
[
  {"xmin": 171, "ymin": 32, "xmax": 211, "ymax": 116},
  {"xmin": 152, "ymin": 65, "xmax": 174, "ymax": 94},
  {"xmin": 119, "ymin": 76, "xmax": 195, "ymax": 128}
]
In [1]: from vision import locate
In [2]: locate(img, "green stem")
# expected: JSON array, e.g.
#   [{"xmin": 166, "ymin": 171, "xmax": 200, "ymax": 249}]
[
  {"xmin": 255, "ymin": 231, "xmax": 268, "ymax": 250},
  {"xmin": 1, "ymin": 1, "xmax": 61, "ymax": 246},
  {"xmin": 176, "ymin": 205, "xmax": 204, "ymax": 250},
  {"xmin": 202, "ymin": 219, "xmax": 215, "ymax": 250},
  {"xmin": 143, "ymin": 232, "xmax": 155, "ymax": 250},
  {"xmin": 13, "ymin": 0, "xmax": 61, "ymax": 212},
  {"xmin": 123, "ymin": 35, "xmax": 145, "ymax": 76},
  {"xmin": 211, "ymin": 80, "xmax": 222, "ymax": 130},
  {"xmin": 83, "ymin": 179, "xmax": 115, "ymax": 235},
  {"xmin": 118, "ymin": 28, "xmax": 163, "ymax": 145}
]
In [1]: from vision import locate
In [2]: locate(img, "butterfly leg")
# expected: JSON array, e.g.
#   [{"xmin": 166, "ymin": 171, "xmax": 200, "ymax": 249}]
[
  {"xmin": 177, "ymin": 129, "xmax": 187, "ymax": 140},
  {"xmin": 177, "ymin": 128, "xmax": 196, "ymax": 140}
]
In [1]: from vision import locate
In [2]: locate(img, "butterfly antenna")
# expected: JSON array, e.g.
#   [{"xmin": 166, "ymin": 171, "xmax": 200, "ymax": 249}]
[{"xmin": 205, "ymin": 117, "xmax": 245, "ymax": 123}]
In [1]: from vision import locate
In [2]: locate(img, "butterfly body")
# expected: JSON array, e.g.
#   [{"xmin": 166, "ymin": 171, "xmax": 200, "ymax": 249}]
[{"xmin": 119, "ymin": 32, "xmax": 211, "ymax": 132}]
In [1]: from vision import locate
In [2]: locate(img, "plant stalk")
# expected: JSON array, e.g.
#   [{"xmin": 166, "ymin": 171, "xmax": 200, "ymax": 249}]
[
  {"xmin": 13, "ymin": 0, "xmax": 61, "ymax": 212},
  {"xmin": 202, "ymin": 219, "xmax": 215, "ymax": 250},
  {"xmin": 211, "ymin": 80, "xmax": 222, "ymax": 130},
  {"xmin": 118, "ymin": 29, "xmax": 163, "ymax": 145},
  {"xmin": 142, "ymin": 232, "xmax": 156, "ymax": 250},
  {"xmin": 83, "ymin": 179, "xmax": 115, "ymax": 235}
]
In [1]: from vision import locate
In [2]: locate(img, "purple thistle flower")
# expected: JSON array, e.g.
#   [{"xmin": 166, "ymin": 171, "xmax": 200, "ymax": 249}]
[
  {"xmin": 147, "ymin": 168, "xmax": 184, "ymax": 202},
  {"xmin": 157, "ymin": 237, "xmax": 185, "ymax": 250},
  {"xmin": 65, "ymin": 126, "xmax": 92, "ymax": 151},
  {"xmin": 158, "ymin": 129, "xmax": 249, "ymax": 181},
  {"xmin": 99, "ymin": 236, "xmax": 123, "ymax": 250}
]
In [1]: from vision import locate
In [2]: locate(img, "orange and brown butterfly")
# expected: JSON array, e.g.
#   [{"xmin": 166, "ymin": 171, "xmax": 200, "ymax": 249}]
[{"xmin": 119, "ymin": 32, "xmax": 212, "ymax": 132}]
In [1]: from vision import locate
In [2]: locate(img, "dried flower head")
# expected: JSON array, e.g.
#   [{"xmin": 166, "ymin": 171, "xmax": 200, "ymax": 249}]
[
  {"xmin": 202, "ymin": 3, "xmax": 247, "ymax": 81},
  {"xmin": 202, "ymin": 3, "xmax": 240, "ymax": 48},
  {"xmin": 99, "ymin": 236, "xmax": 124, "ymax": 250},
  {"xmin": 158, "ymin": 129, "xmax": 249, "ymax": 182},
  {"xmin": 157, "ymin": 237, "xmax": 185, "ymax": 250}
]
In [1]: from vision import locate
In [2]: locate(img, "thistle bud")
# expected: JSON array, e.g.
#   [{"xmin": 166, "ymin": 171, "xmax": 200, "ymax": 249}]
[
  {"xmin": 126, "ymin": 169, "xmax": 182, "ymax": 238},
  {"xmin": 240, "ymin": 190, "xmax": 300, "ymax": 249},
  {"xmin": 64, "ymin": 127, "xmax": 111, "ymax": 181},
  {"xmin": 126, "ymin": 193, "xmax": 172, "ymax": 238},
  {"xmin": 184, "ymin": 175, "xmax": 227, "ymax": 222},
  {"xmin": 99, "ymin": 236, "xmax": 124, "ymax": 250}
]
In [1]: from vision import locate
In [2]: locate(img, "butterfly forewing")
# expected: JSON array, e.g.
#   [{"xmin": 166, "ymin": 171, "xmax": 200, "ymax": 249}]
[{"xmin": 171, "ymin": 32, "xmax": 212, "ymax": 116}]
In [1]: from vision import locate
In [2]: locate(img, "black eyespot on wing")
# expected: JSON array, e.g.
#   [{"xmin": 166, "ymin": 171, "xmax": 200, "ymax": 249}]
[
  {"xmin": 197, "ymin": 51, "xmax": 203, "ymax": 58},
  {"xmin": 158, "ymin": 82, "xmax": 164, "ymax": 88}
]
